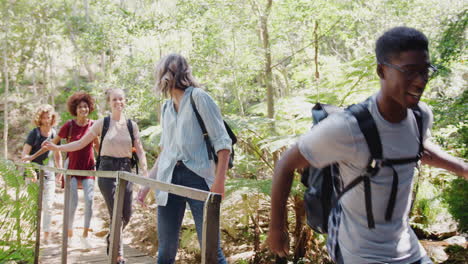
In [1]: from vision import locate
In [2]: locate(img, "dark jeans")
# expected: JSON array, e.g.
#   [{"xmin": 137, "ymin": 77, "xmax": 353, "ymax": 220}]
[
  {"xmin": 157, "ymin": 162, "xmax": 226, "ymax": 264},
  {"xmin": 98, "ymin": 156, "xmax": 133, "ymax": 257}
]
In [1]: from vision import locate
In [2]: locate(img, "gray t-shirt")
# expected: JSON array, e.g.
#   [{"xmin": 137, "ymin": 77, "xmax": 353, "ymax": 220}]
[{"xmin": 298, "ymin": 94, "xmax": 433, "ymax": 263}]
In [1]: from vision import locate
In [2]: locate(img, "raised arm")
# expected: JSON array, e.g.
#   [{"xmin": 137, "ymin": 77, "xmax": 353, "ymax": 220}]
[
  {"xmin": 422, "ymin": 140, "xmax": 468, "ymax": 179},
  {"xmin": 21, "ymin": 144, "xmax": 33, "ymax": 161},
  {"xmin": 23, "ymin": 135, "xmax": 62, "ymax": 162},
  {"xmin": 267, "ymin": 144, "xmax": 309, "ymax": 257},
  {"xmin": 43, "ymin": 130, "xmax": 96, "ymax": 153}
]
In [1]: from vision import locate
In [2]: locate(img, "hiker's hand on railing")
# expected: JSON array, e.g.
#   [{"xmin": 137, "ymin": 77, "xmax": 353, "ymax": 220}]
[
  {"xmin": 210, "ymin": 181, "xmax": 225, "ymax": 199},
  {"xmin": 21, "ymin": 155, "xmax": 33, "ymax": 162},
  {"xmin": 266, "ymin": 228, "xmax": 289, "ymax": 258},
  {"xmin": 42, "ymin": 141, "xmax": 59, "ymax": 151},
  {"xmin": 56, "ymin": 173, "xmax": 63, "ymax": 186},
  {"xmin": 136, "ymin": 187, "xmax": 150, "ymax": 209}
]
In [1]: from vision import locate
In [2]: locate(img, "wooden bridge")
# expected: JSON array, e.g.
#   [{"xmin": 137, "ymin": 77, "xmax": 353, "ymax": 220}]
[{"xmin": 16, "ymin": 162, "xmax": 222, "ymax": 264}]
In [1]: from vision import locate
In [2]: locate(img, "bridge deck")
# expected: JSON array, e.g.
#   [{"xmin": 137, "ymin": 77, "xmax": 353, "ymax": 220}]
[{"xmin": 40, "ymin": 244, "xmax": 155, "ymax": 263}]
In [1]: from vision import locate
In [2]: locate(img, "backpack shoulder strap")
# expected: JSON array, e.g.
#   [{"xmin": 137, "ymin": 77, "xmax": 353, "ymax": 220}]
[
  {"xmin": 127, "ymin": 119, "xmax": 135, "ymax": 147},
  {"xmin": 347, "ymin": 99, "xmax": 382, "ymax": 161},
  {"xmin": 345, "ymin": 99, "xmax": 381, "ymax": 229},
  {"xmin": 33, "ymin": 127, "xmax": 41, "ymax": 147},
  {"xmin": 190, "ymin": 88, "xmax": 214, "ymax": 161},
  {"xmin": 411, "ymin": 105, "xmax": 424, "ymax": 155},
  {"xmin": 98, "ymin": 116, "xmax": 110, "ymax": 160},
  {"xmin": 126, "ymin": 118, "xmax": 139, "ymax": 173}
]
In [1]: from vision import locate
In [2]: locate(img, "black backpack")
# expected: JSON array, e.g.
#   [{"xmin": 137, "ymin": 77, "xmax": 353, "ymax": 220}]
[
  {"xmin": 190, "ymin": 89, "xmax": 237, "ymax": 168},
  {"xmin": 301, "ymin": 98, "xmax": 423, "ymax": 234},
  {"xmin": 95, "ymin": 116, "xmax": 139, "ymax": 173}
]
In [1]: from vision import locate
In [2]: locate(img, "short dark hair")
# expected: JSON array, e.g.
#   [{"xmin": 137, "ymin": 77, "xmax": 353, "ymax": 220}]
[
  {"xmin": 67, "ymin": 91, "xmax": 95, "ymax": 116},
  {"xmin": 375, "ymin": 27, "xmax": 429, "ymax": 63}
]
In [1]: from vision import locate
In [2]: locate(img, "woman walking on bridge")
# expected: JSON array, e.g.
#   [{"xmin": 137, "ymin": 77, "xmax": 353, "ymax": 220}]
[
  {"xmin": 21, "ymin": 104, "xmax": 62, "ymax": 243},
  {"xmin": 25, "ymin": 92, "xmax": 99, "ymax": 248},
  {"xmin": 43, "ymin": 88, "xmax": 148, "ymax": 264},
  {"xmin": 138, "ymin": 53, "xmax": 231, "ymax": 264}
]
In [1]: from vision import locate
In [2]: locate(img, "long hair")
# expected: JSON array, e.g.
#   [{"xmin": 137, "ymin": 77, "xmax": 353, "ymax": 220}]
[
  {"xmin": 154, "ymin": 53, "xmax": 200, "ymax": 97},
  {"xmin": 33, "ymin": 104, "xmax": 59, "ymax": 127}
]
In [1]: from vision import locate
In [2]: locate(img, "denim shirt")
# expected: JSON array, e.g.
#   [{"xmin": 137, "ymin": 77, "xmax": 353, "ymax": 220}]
[{"xmin": 154, "ymin": 87, "xmax": 232, "ymax": 206}]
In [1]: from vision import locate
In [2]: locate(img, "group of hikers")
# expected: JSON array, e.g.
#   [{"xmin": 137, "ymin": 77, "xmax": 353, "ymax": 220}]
[{"xmin": 19, "ymin": 26, "xmax": 467, "ymax": 264}]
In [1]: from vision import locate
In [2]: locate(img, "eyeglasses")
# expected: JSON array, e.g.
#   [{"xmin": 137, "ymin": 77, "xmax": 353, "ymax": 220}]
[{"xmin": 380, "ymin": 61, "xmax": 438, "ymax": 81}]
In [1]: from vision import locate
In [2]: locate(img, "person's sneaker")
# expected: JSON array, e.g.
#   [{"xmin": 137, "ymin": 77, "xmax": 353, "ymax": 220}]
[
  {"xmin": 80, "ymin": 236, "xmax": 93, "ymax": 249},
  {"xmin": 68, "ymin": 236, "xmax": 80, "ymax": 248},
  {"xmin": 43, "ymin": 238, "xmax": 50, "ymax": 246}
]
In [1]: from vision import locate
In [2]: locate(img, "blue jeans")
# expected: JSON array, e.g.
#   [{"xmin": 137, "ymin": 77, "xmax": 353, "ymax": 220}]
[
  {"xmin": 68, "ymin": 177, "xmax": 94, "ymax": 230},
  {"xmin": 157, "ymin": 163, "xmax": 226, "ymax": 264}
]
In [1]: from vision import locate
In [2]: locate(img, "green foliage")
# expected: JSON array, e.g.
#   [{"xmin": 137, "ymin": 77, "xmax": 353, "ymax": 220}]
[
  {"xmin": 0, "ymin": 159, "xmax": 38, "ymax": 263},
  {"xmin": 1, "ymin": 0, "xmax": 468, "ymax": 262},
  {"xmin": 442, "ymin": 179, "xmax": 468, "ymax": 231},
  {"xmin": 427, "ymin": 89, "xmax": 468, "ymax": 158},
  {"xmin": 433, "ymin": 10, "xmax": 468, "ymax": 77},
  {"xmin": 413, "ymin": 178, "xmax": 446, "ymax": 226},
  {"xmin": 443, "ymin": 244, "xmax": 468, "ymax": 264}
]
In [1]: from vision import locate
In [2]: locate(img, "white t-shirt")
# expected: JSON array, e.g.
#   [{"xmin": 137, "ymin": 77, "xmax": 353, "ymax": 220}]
[{"xmin": 298, "ymin": 94, "xmax": 433, "ymax": 263}]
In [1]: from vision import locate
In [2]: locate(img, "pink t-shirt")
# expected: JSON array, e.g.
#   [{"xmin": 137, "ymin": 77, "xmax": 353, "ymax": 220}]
[{"xmin": 89, "ymin": 117, "xmax": 139, "ymax": 158}]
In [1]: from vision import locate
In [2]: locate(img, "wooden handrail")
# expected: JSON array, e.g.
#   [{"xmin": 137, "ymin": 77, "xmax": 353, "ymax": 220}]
[{"xmin": 14, "ymin": 162, "xmax": 222, "ymax": 264}]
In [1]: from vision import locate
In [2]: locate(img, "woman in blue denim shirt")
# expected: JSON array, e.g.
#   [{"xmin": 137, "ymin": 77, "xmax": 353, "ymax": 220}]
[{"xmin": 138, "ymin": 53, "xmax": 231, "ymax": 264}]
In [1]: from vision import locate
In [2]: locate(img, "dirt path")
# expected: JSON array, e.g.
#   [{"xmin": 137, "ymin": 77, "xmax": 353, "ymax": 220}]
[{"xmin": 39, "ymin": 181, "xmax": 155, "ymax": 263}]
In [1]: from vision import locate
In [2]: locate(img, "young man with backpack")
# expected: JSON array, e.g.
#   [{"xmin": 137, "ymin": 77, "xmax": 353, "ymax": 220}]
[{"xmin": 267, "ymin": 27, "xmax": 467, "ymax": 263}]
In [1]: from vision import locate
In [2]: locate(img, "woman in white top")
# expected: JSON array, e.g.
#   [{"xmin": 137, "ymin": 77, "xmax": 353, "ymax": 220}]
[{"xmin": 44, "ymin": 88, "xmax": 148, "ymax": 264}]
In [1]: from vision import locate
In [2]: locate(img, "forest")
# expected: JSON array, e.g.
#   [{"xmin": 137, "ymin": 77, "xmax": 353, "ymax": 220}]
[{"xmin": 0, "ymin": 0, "xmax": 466, "ymax": 263}]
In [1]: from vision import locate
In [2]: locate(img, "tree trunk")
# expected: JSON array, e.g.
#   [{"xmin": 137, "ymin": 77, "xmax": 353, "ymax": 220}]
[
  {"xmin": 231, "ymin": 28, "xmax": 245, "ymax": 116},
  {"xmin": 3, "ymin": 2, "xmax": 9, "ymax": 158},
  {"xmin": 3, "ymin": 48, "xmax": 9, "ymax": 159},
  {"xmin": 84, "ymin": 0, "xmax": 89, "ymax": 23},
  {"xmin": 292, "ymin": 194, "xmax": 310, "ymax": 262},
  {"xmin": 261, "ymin": 0, "xmax": 274, "ymax": 119}
]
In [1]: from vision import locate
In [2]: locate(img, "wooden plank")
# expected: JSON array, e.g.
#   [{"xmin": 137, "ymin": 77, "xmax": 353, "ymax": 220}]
[
  {"xmin": 16, "ymin": 163, "xmax": 211, "ymax": 201},
  {"xmin": 61, "ymin": 174, "xmax": 71, "ymax": 264},
  {"xmin": 15, "ymin": 162, "xmax": 116, "ymax": 178},
  {"xmin": 41, "ymin": 244, "xmax": 155, "ymax": 263},
  {"xmin": 34, "ymin": 169, "xmax": 44, "ymax": 264},
  {"xmin": 19, "ymin": 161, "xmax": 220, "ymax": 264},
  {"xmin": 201, "ymin": 193, "xmax": 222, "ymax": 264},
  {"xmin": 120, "ymin": 171, "xmax": 210, "ymax": 202},
  {"xmin": 109, "ymin": 172, "xmax": 126, "ymax": 264}
]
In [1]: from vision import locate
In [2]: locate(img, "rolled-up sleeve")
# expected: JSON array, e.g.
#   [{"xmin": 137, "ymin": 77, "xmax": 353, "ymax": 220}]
[{"xmin": 194, "ymin": 90, "xmax": 232, "ymax": 153}]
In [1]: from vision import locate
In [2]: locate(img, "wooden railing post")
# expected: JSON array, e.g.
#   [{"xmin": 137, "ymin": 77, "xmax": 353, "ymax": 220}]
[
  {"xmin": 61, "ymin": 173, "xmax": 71, "ymax": 264},
  {"xmin": 201, "ymin": 193, "xmax": 222, "ymax": 264},
  {"xmin": 108, "ymin": 171, "xmax": 126, "ymax": 264},
  {"xmin": 34, "ymin": 169, "xmax": 44, "ymax": 264}
]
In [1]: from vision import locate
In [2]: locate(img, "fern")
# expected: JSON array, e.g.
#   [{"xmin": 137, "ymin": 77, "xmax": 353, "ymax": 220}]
[{"xmin": 0, "ymin": 159, "xmax": 38, "ymax": 263}]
